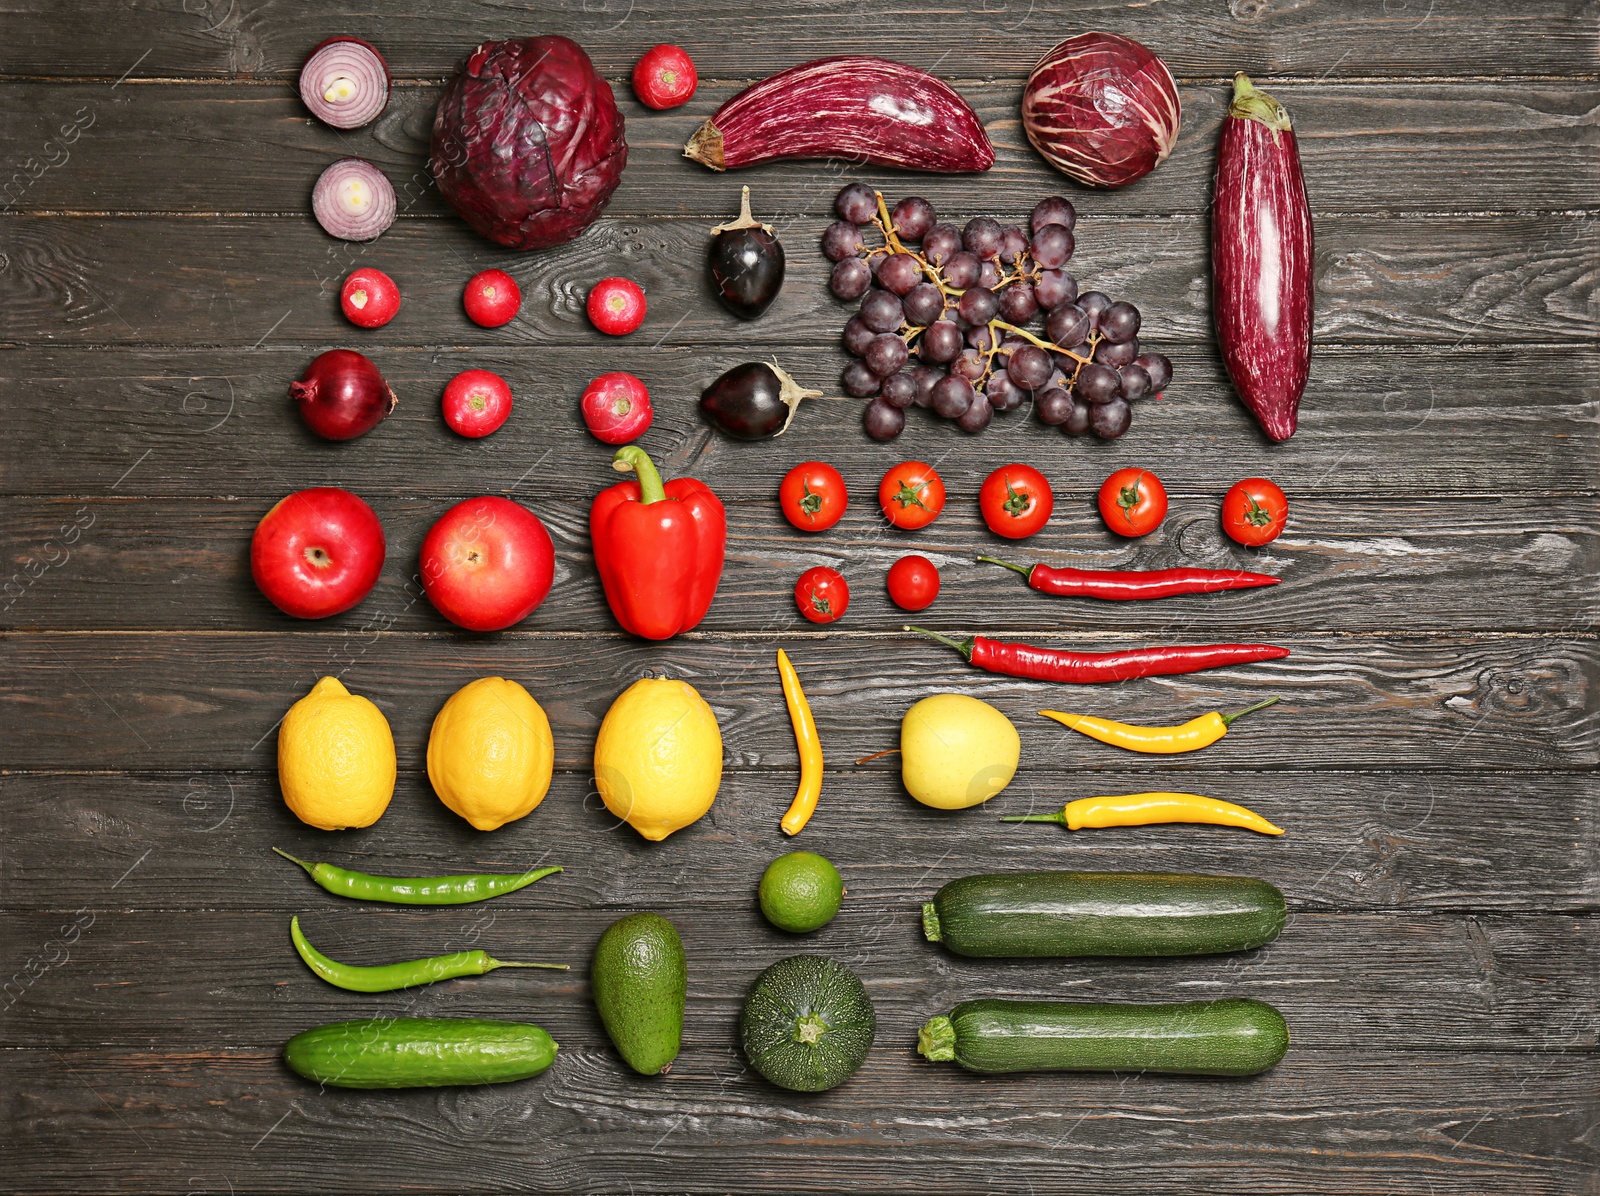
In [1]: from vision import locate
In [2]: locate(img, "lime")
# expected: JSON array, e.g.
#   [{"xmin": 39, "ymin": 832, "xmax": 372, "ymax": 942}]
[{"xmin": 759, "ymin": 852, "xmax": 844, "ymax": 933}]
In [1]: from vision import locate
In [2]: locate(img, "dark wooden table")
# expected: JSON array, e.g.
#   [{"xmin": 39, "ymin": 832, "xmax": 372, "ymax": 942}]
[{"xmin": 3, "ymin": 4, "xmax": 1597, "ymax": 1193}]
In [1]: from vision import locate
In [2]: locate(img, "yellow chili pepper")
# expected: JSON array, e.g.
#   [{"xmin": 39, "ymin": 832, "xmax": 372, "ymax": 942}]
[
  {"xmin": 1039, "ymin": 696, "xmax": 1279, "ymax": 754},
  {"xmin": 777, "ymin": 649, "xmax": 823, "ymax": 835},
  {"xmin": 1001, "ymin": 792, "xmax": 1283, "ymax": 835}
]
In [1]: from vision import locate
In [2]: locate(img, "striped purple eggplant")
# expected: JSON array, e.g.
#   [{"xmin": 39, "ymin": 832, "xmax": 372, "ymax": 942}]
[
  {"xmin": 682, "ymin": 57, "xmax": 993, "ymax": 174},
  {"xmin": 1212, "ymin": 73, "xmax": 1313, "ymax": 443},
  {"xmin": 1021, "ymin": 33, "xmax": 1180, "ymax": 189}
]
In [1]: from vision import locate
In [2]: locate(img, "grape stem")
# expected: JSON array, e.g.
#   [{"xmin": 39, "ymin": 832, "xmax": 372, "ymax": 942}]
[{"xmin": 866, "ymin": 188, "xmax": 1104, "ymax": 393}]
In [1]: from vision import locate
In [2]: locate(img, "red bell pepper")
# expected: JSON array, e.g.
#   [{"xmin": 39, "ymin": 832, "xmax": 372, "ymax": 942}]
[{"xmin": 590, "ymin": 445, "xmax": 725, "ymax": 640}]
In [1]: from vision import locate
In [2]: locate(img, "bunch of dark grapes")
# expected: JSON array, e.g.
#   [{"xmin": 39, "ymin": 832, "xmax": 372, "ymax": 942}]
[{"xmin": 822, "ymin": 183, "xmax": 1173, "ymax": 442}]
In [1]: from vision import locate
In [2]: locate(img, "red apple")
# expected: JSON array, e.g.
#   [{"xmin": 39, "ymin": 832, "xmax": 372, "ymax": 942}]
[
  {"xmin": 251, "ymin": 487, "xmax": 385, "ymax": 619},
  {"xmin": 420, "ymin": 496, "xmax": 554, "ymax": 631}
]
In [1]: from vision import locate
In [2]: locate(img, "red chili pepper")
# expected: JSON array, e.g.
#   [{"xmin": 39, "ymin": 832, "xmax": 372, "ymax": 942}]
[
  {"xmin": 590, "ymin": 445, "xmax": 725, "ymax": 640},
  {"xmin": 978, "ymin": 556, "xmax": 1279, "ymax": 601},
  {"xmin": 905, "ymin": 626, "xmax": 1289, "ymax": 684}
]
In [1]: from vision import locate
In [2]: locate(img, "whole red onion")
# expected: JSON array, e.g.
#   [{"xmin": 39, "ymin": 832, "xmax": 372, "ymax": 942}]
[
  {"xmin": 430, "ymin": 36, "xmax": 627, "ymax": 250},
  {"xmin": 290, "ymin": 349, "xmax": 397, "ymax": 440},
  {"xmin": 1021, "ymin": 33, "xmax": 1181, "ymax": 189}
]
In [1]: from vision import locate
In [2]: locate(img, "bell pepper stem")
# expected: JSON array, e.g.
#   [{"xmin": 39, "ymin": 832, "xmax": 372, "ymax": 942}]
[
  {"xmin": 272, "ymin": 846, "xmax": 315, "ymax": 874},
  {"xmin": 612, "ymin": 445, "xmax": 668, "ymax": 504},
  {"xmin": 1220, "ymin": 695, "xmax": 1281, "ymax": 727},
  {"xmin": 904, "ymin": 625, "xmax": 975, "ymax": 660},
  {"xmin": 999, "ymin": 811, "xmax": 1068, "ymax": 824},
  {"xmin": 977, "ymin": 555, "xmax": 1034, "ymax": 579}
]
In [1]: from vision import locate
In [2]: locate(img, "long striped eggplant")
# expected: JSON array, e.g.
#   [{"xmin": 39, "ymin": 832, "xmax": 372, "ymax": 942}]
[
  {"xmin": 1212, "ymin": 73, "xmax": 1313, "ymax": 442},
  {"xmin": 683, "ymin": 57, "xmax": 993, "ymax": 174}
]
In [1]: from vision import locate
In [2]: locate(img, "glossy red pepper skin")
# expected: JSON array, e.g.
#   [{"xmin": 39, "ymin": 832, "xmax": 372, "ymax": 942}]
[
  {"xmin": 981, "ymin": 557, "xmax": 1278, "ymax": 601},
  {"xmin": 590, "ymin": 448, "xmax": 725, "ymax": 640},
  {"xmin": 906, "ymin": 627, "xmax": 1288, "ymax": 683}
]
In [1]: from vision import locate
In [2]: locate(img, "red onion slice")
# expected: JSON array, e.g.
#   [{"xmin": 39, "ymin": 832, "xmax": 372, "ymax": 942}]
[
  {"xmin": 312, "ymin": 158, "xmax": 396, "ymax": 241},
  {"xmin": 299, "ymin": 36, "xmax": 390, "ymax": 129}
]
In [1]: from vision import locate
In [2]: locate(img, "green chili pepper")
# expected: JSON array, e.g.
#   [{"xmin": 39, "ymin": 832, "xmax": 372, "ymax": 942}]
[
  {"xmin": 273, "ymin": 848, "xmax": 561, "ymax": 905},
  {"xmin": 289, "ymin": 917, "xmax": 567, "ymax": 993}
]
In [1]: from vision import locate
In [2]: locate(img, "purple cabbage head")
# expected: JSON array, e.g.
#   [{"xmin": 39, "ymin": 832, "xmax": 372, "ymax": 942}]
[{"xmin": 431, "ymin": 36, "xmax": 627, "ymax": 250}]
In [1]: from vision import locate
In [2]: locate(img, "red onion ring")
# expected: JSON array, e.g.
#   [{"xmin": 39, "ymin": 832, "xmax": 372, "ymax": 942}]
[
  {"xmin": 312, "ymin": 158, "xmax": 396, "ymax": 241},
  {"xmin": 299, "ymin": 36, "xmax": 390, "ymax": 129}
]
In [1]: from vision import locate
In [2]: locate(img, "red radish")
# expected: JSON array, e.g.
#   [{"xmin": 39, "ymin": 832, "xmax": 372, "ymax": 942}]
[
  {"xmin": 339, "ymin": 268, "xmax": 401, "ymax": 328},
  {"xmin": 289, "ymin": 349, "xmax": 397, "ymax": 440},
  {"xmin": 580, "ymin": 372, "xmax": 653, "ymax": 444},
  {"xmin": 1212, "ymin": 73, "xmax": 1313, "ymax": 442},
  {"xmin": 312, "ymin": 158, "xmax": 395, "ymax": 241},
  {"xmin": 587, "ymin": 277, "xmax": 646, "ymax": 335},
  {"xmin": 462, "ymin": 269, "xmax": 521, "ymax": 328},
  {"xmin": 684, "ymin": 57, "xmax": 992, "ymax": 173},
  {"xmin": 633, "ymin": 44, "xmax": 697, "ymax": 109},
  {"xmin": 299, "ymin": 36, "xmax": 390, "ymax": 129},
  {"xmin": 441, "ymin": 369, "xmax": 512, "ymax": 438},
  {"xmin": 251, "ymin": 487, "xmax": 386, "ymax": 619}
]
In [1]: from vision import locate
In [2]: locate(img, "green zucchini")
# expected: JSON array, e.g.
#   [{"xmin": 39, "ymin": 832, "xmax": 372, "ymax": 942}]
[
  {"xmin": 922, "ymin": 871, "xmax": 1285, "ymax": 958},
  {"xmin": 919, "ymin": 997, "xmax": 1288, "ymax": 1076},
  {"xmin": 283, "ymin": 1017, "xmax": 557, "ymax": 1089}
]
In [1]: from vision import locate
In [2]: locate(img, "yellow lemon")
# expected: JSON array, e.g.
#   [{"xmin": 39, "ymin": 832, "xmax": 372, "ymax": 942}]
[
  {"xmin": 901, "ymin": 693, "xmax": 1020, "ymax": 810},
  {"xmin": 278, "ymin": 676, "xmax": 396, "ymax": 830},
  {"xmin": 427, "ymin": 676, "xmax": 554, "ymax": 831},
  {"xmin": 594, "ymin": 677, "xmax": 722, "ymax": 841}
]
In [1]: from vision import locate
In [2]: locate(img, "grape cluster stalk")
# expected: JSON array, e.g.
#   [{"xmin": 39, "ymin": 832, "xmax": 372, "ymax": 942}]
[{"xmin": 822, "ymin": 183, "xmax": 1172, "ymax": 442}]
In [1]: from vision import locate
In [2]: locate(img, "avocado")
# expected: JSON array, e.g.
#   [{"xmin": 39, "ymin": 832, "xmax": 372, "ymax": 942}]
[{"xmin": 591, "ymin": 912, "xmax": 686, "ymax": 1075}]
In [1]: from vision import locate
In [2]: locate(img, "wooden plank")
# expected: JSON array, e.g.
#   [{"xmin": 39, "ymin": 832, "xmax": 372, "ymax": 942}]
[
  {"xmin": 4, "ymin": 495, "xmax": 1597, "ymax": 634},
  {"xmin": 4, "ymin": 1, "xmax": 1597, "ymax": 80},
  {"xmin": 5, "ymin": 80, "xmax": 1597, "ymax": 216},
  {"xmin": 1, "ymin": 633, "xmax": 1594, "ymax": 773},
  {"xmin": 2, "ymin": 213, "xmax": 1593, "ymax": 348},
  {"xmin": 1, "ymin": 345, "xmax": 1594, "ymax": 501},
  {"xmin": 2, "ymin": 1047, "xmax": 1594, "ymax": 1194},
  {"xmin": 1, "ymin": 769, "xmax": 1594, "ymax": 912},
  {"xmin": 2, "ymin": 908, "xmax": 1594, "ymax": 1051}
]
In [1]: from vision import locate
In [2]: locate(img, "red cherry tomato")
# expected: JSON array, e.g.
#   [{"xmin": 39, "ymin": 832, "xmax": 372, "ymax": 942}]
[
  {"xmin": 441, "ymin": 369, "xmax": 512, "ymax": 438},
  {"xmin": 339, "ymin": 268, "xmax": 401, "ymax": 328},
  {"xmin": 632, "ymin": 44, "xmax": 697, "ymax": 110},
  {"xmin": 587, "ymin": 277, "xmax": 647, "ymax": 336},
  {"xmin": 1098, "ymin": 468, "xmax": 1168, "ymax": 537},
  {"xmin": 1222, "ymin": 477, "xmax": 1289, "ymax": 546},
  {"xmin": 795, "ymin": 567, "xmax": 849, "ymax": 624},
  {"xmin": 886, "ymin": 555, "xmax": 940, "ymax": 612},
  {"xmin": 979, "ymin": 464, "xmax": 1054, "ymax": 540},
  {"xmin": 878, "ymin": 461, "xmax": 946, "ymax": 530},
  {"xmin": 580, "ymin": 372, "xmax": 653, "ymax": 444},
  {"xmin": 462, "ymin": 269, "xmax": 520, "ymax": 328},
  {"xmin": 779, "ymin": 462, "xmax": 848, "ymax": 532}
]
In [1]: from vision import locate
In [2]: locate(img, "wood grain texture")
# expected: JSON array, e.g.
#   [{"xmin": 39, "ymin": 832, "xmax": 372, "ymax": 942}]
[
  {"xmin": 3, "ymin": 906, "xmax": 1595, "ymax": 1050},
  {"xmin": 2, "ymin": 213, "xmax": 1595, "ymax": 349},
  {"xmin": 2, "ymin": 632, "xmax": 1594, "ymax": 773},
  {"xmin": 0, "ymin": 767, "xmax": 1594, "ymax": 914},
  {"xmin": 4, "ymin": 4, "xmax": 1598, "ymax": 1192},
  {"xmin": 4, "ymin": 80, "xmax": 1597, "ymax": 216},
  {"xmin": 4, "ymin": 0, "xmax": 1598, "ymax": 80},
  {"xmin": 1, "ymin": 1047, "xmax": 1595, "ymax": 1195},
  {"xmin": 3, "ymin": 345, "xmax": 1595, "ymax": 501},
  {"xmin": 4, "ymin": 495, "xmax": 1597, "ymax": 634}
]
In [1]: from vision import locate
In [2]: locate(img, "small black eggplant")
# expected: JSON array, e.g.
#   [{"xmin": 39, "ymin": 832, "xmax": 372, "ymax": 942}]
[
  {"xmin": 708, "ymin": 186, "xmax": 785, "ymax": 319},
  {"xmin": 700, "ymin": 361, "xmax": 823, "ymax": 440}
]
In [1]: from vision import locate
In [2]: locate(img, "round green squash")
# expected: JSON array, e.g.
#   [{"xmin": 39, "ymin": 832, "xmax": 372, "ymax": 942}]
[{"xmin": 740, "ymin": 955, "xmax": 875, "ymax": 1092}]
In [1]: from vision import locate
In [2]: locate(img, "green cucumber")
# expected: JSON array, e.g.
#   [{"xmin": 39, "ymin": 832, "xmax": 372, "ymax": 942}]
[
  {"xmin": 922, "ymin": 871, "xmax": 1285, "ymax": 958},
  {"xmin": 918, "ymin": 997, "xmax": 1288, "ymax": 1076},
  {"xmin": 283, "ymin": 1017, "xmax": 557, "ymax": 1089}
]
